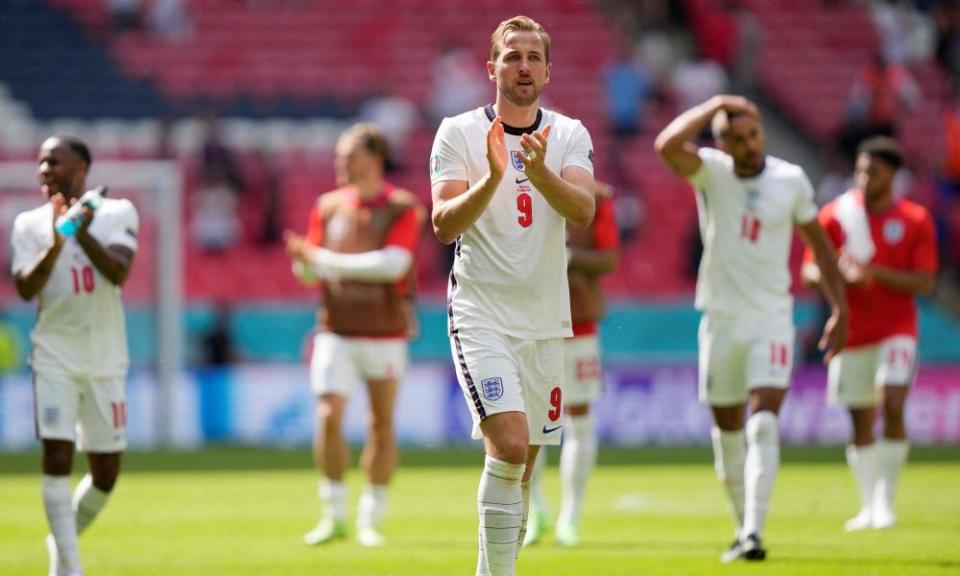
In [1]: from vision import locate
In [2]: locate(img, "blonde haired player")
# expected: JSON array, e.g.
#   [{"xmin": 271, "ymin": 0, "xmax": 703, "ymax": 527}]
[
  {"xmin": 287, "ymin": 123, "xmax": 424, "ymax": 548},
  {"xmin": 430, "ymin": 15, "xmax": 596, "ymax": 576},
  {"xmin": 655, "ymin": 96, "xmax": 848, "ymax": 562},
  {"xmin": 11, "ymin": 135, "xmax": 139, "ymax": 576}
]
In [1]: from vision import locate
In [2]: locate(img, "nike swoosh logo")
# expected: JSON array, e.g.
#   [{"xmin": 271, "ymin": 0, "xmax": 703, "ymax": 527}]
[
  {"xmin": 542, "ymin": 425, "xmax": 562, "ymax": 434},
  {"xmin": 516, "ymin": 177, "xmax": 529, "ymax": 184}
]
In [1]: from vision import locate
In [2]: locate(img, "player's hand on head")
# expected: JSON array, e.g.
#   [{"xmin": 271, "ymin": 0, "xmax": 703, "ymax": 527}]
[
  {"xmin": 716, "ymin": 95, "xmax": 760, "ymax": 118},
  {"xmin": 486, "ymin": 116, "xmax": 508, "ymax": 178}
]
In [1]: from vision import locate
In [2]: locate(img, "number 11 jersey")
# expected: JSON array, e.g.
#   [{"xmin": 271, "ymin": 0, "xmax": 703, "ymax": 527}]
[
  {"xmin": 430, "ymin": 105, "xmax": 594, "ymax": 340},
  {"xmin": 688, "ymin": 147, "xmax": 817, "ymax": 317}
]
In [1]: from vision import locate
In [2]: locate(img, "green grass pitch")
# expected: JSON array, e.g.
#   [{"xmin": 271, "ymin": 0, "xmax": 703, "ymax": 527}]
[{"xmin": 1, "ymin": 447, "xmax": 957, "ymax": 575}]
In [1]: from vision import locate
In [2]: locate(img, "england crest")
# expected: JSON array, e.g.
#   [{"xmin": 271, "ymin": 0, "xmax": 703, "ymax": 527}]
[
  {"xmin": 510, "ymin": 150, "xmax": 526, "ymax": 172},
  {"xmin": 883, "ymin": 219, "xmax": 905, "ymax": 245},
  {"xmin": 481, "ymin": 377, "xmax": 504, "ymax": 401}
]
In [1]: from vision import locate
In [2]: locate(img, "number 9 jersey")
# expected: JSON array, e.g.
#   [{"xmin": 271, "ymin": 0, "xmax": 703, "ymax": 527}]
[
  {"xmin": 430, "ymin": 105, "xmax": 594, "ymax": 339},
  {"xmin": 10, "ymin": 198, "xmax": 139, "ymax": 377}
]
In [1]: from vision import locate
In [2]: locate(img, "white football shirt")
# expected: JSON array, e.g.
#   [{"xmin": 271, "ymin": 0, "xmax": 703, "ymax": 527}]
[
  {"xmin": 10, "ymin": 198, "xmax": 139, "ymax": 377},
  {"xmin": 689, "ymin": 147, "xmax": 817, "ymax": 316},
  {"xmin": 431, "ymin": 105, "xmax": 594, "ymax": 339}
]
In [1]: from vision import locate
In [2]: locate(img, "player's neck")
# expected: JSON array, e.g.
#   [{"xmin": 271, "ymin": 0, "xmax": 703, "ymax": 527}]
[
  {"xmin": 493, "ymin": 97, "xmax": 540, "ymax": 129},
  {"xmin": 864, "ymin": 189, "xmax": 893, "ymax": 212},
  {"xmin": 353, "ymin": 176, "xmax": 385, "ymax": 200}
]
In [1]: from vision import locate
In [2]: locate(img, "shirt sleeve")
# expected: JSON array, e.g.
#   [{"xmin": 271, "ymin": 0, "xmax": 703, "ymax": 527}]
[
  {"xmin": 802, "ymin": 204, "xmax": 841, "ymax": 264},
  {"xmin": 592, "ymin": 196, "xmax": 619, "ymax": 250},
  {"xmin": 306, "ymin": 204, "xmax": 324, "ymax": 246},
  {"xmin": 688, "ymin": 147, "xmax": 725, "ymax": 192},
  {"xmin": 384, "ymin": 207, "xmax": 422, "ymax": 252},
  {"xmin": 10, "ymin": 212, "xmax": 42, "ymax": 276},
  {"xmin": 430, "ymin": 118, "xmax": 469, "ymax": 185},
  {"xmin": 104, "ymin": 200, "xmax": 140, "ymax": 252},
  {"xmin": 792, "ymin": 170, "xmax": 818, "ymax": 225},
  {"xmin": 562, "ymin": 121, "xmax": 594, "ymax": 176},
  {"xmin": 912, "ymin": 211, "xmax": 939, "ymax": 274}
]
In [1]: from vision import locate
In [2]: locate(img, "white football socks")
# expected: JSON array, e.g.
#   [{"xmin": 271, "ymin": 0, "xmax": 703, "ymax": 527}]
[
  {"xmin": 477, "ymin": 456, "xmax": 524, "ymax": 576},
  {"xmin": 321, "ymin": 480, "xmax": 347, "ymax": 521},
  {"xmin": 874, "ymin": 439, "xmax": 909, "ymax": 527},
  {"xmin": 73, "ymin": 474, "xmax": 110, "ymax": 535},
  {"xmin": 711, "ymin": 426, "xmax": 746, "ymax": 532},
  {"xmin": 43, "ymin": 475, "xmax": 81, "ymax": 574},
  {"xmin": 742, "ymin": 411, "xmax": 779, "ymax": 539},
  {"xmin": 516, "ymin": 480, "xmax": 530, "ymax": 560},
  {"xmin": 527, "ymin": 449, "xmax": 548, "ymax": 519},
  {"xmin": 845, "ymin": 443, "xmax": 879, "ymax": 530},
  {"xmin": 357, "ymin": 484, "xmax": 388, "ymax": 530},
  {"xmin": 557, "ymin": 413, "xmax": 596, "ymax": 529}
]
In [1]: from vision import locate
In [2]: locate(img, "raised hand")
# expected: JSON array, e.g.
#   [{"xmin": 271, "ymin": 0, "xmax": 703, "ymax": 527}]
[
  {"xmin": 715, "ymin": 95, "xmax": 760, "ymax": 118},
  {"xmin": 50, "ymin": 194, "xmax": 67, "ymax": 241},
  {"xmin": 520, "ymin": 123, "xmax": 551, "ymax": 182},
  {"xmin": 284, "ymin": 230, "xmax": 313, "ymax": 262},
  {"xmin": 487, "ymin": 116, "xmax": 508, "ymax": 179}
]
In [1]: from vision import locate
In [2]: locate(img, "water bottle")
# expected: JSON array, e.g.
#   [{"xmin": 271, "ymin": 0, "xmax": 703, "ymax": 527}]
[{"xmin": 56, "ymin": 186, "xmax": 107, "ymax": 237}]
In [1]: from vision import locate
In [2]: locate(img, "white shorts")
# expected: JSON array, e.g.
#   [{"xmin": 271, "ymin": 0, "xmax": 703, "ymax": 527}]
[
  {"xmin": 310, "ymin": 332, "xmax": 408, "ymax": 397},
  {"xmin": 564, "ymin": 334, "xmax": 602, "ymax": 406},
  {"xmin": 828, "ymin": 335, "xmax": 917, "ymax": 408},
  {"xmin": 34, "ymin": 368, "xmax": 127, "ymax": 453},
  {"xmin": 698, "ymin": 312, "xmax": 796, "ymax": 406},
  {"xmin": 450, "ymin": 329, "xmax": 564, "ymax": 446}
]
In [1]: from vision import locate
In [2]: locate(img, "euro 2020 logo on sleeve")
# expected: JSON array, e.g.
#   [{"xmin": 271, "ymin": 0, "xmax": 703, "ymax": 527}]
[
  {"xmin": 430, "ymin": 154, "xmax": 441, "ymax": 177},
  {"xmin": 510, "ymin": 150, "xmax": 525, "ymax": 172},
  {"xmin": 481, "ymin": 377, "xmax": 504, "ymax": 401}
]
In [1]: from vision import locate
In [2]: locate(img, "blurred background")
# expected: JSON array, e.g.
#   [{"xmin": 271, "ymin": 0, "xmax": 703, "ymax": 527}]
[{"xmin": 1, "ymin": 0, "xmax": 959, "ymax": 450}]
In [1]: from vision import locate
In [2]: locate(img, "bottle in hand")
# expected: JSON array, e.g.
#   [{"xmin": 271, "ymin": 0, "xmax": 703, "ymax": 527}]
[{"xmin": 56, "ymin": 186, "xmax": 107, "ymax": 237}]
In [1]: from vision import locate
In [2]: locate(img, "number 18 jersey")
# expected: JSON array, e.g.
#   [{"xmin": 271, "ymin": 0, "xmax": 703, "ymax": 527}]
[
  {"xmin": 430, "ymin": 105, "xmax": 594, "ymax": 339},
  {"xmin": 689, "ymin": 147, "xmax": 817, "ymax": 316}
]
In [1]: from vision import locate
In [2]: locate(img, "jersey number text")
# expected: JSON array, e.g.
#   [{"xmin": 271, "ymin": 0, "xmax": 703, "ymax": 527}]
[{"xmin": 71, "ymin": 266, "xmax": 95, "ymax": 294}]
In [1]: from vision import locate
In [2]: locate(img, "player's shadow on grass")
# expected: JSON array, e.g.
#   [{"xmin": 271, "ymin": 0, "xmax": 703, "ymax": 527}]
[{"xmin": 777, "ymin": 555, "xmax": 959, "ymax": 570}]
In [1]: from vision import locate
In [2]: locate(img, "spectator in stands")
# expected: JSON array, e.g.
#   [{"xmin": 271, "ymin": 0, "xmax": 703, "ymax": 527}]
[
  {"xmin": 358, "ymin": 91, "xmax": 420, "ymax": 170},
  {"xmin": 604, "ymin": 39, "xmax": 654, "ymax": 181},
  {"xmin": 107, "ymin": 0, "xmax": 143, "ymax": 34},
  {"xmin": 147, "ymin": 0, "xmax": 191, "ymax": 41},
  {"xmin": 200, "ymin": 114, "xmax": 244, "ymax": 194},
  {"xmin": 190, "ymin": 165, "xmax": 241, "ymax": 253},
  {"xmin": 201, "ymin": 303, "xmax": 234, "ymax": 367},
  {"xmin": 427, "ymin": 42, "xmax": 487, "ymax": 126},
  {"xmin": 933, "ymin": 2, "xmax": 960, "ymax": 77},
  {"xmin": 671, "ymin": 57, "xmax": 729, "ymax": 112},
  {"xmin": 249, "ymin": 150, "xmax": 282, "ymax": 247},
  {"xmin": 840, "ymin": 52, "xmax": 920, "ymax": 162}
]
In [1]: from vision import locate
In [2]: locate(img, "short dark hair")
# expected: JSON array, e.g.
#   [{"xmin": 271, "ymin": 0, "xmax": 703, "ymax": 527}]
[
  {"xmin": 857, "ymin": 136, "xmax": 902, "ymax": 170},
  {"xmin": 711, "ymin": 110, "xmax": 747, "ymax": 141},
  {"xmin": 51, "ymin": 134, "xmax": 92, "ymax": 168}
]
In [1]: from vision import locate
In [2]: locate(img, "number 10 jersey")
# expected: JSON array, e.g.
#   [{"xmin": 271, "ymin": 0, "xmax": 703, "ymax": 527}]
[{"xmin": 10, "ymin": 199, "xmax": 139, "ymax": 377}]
